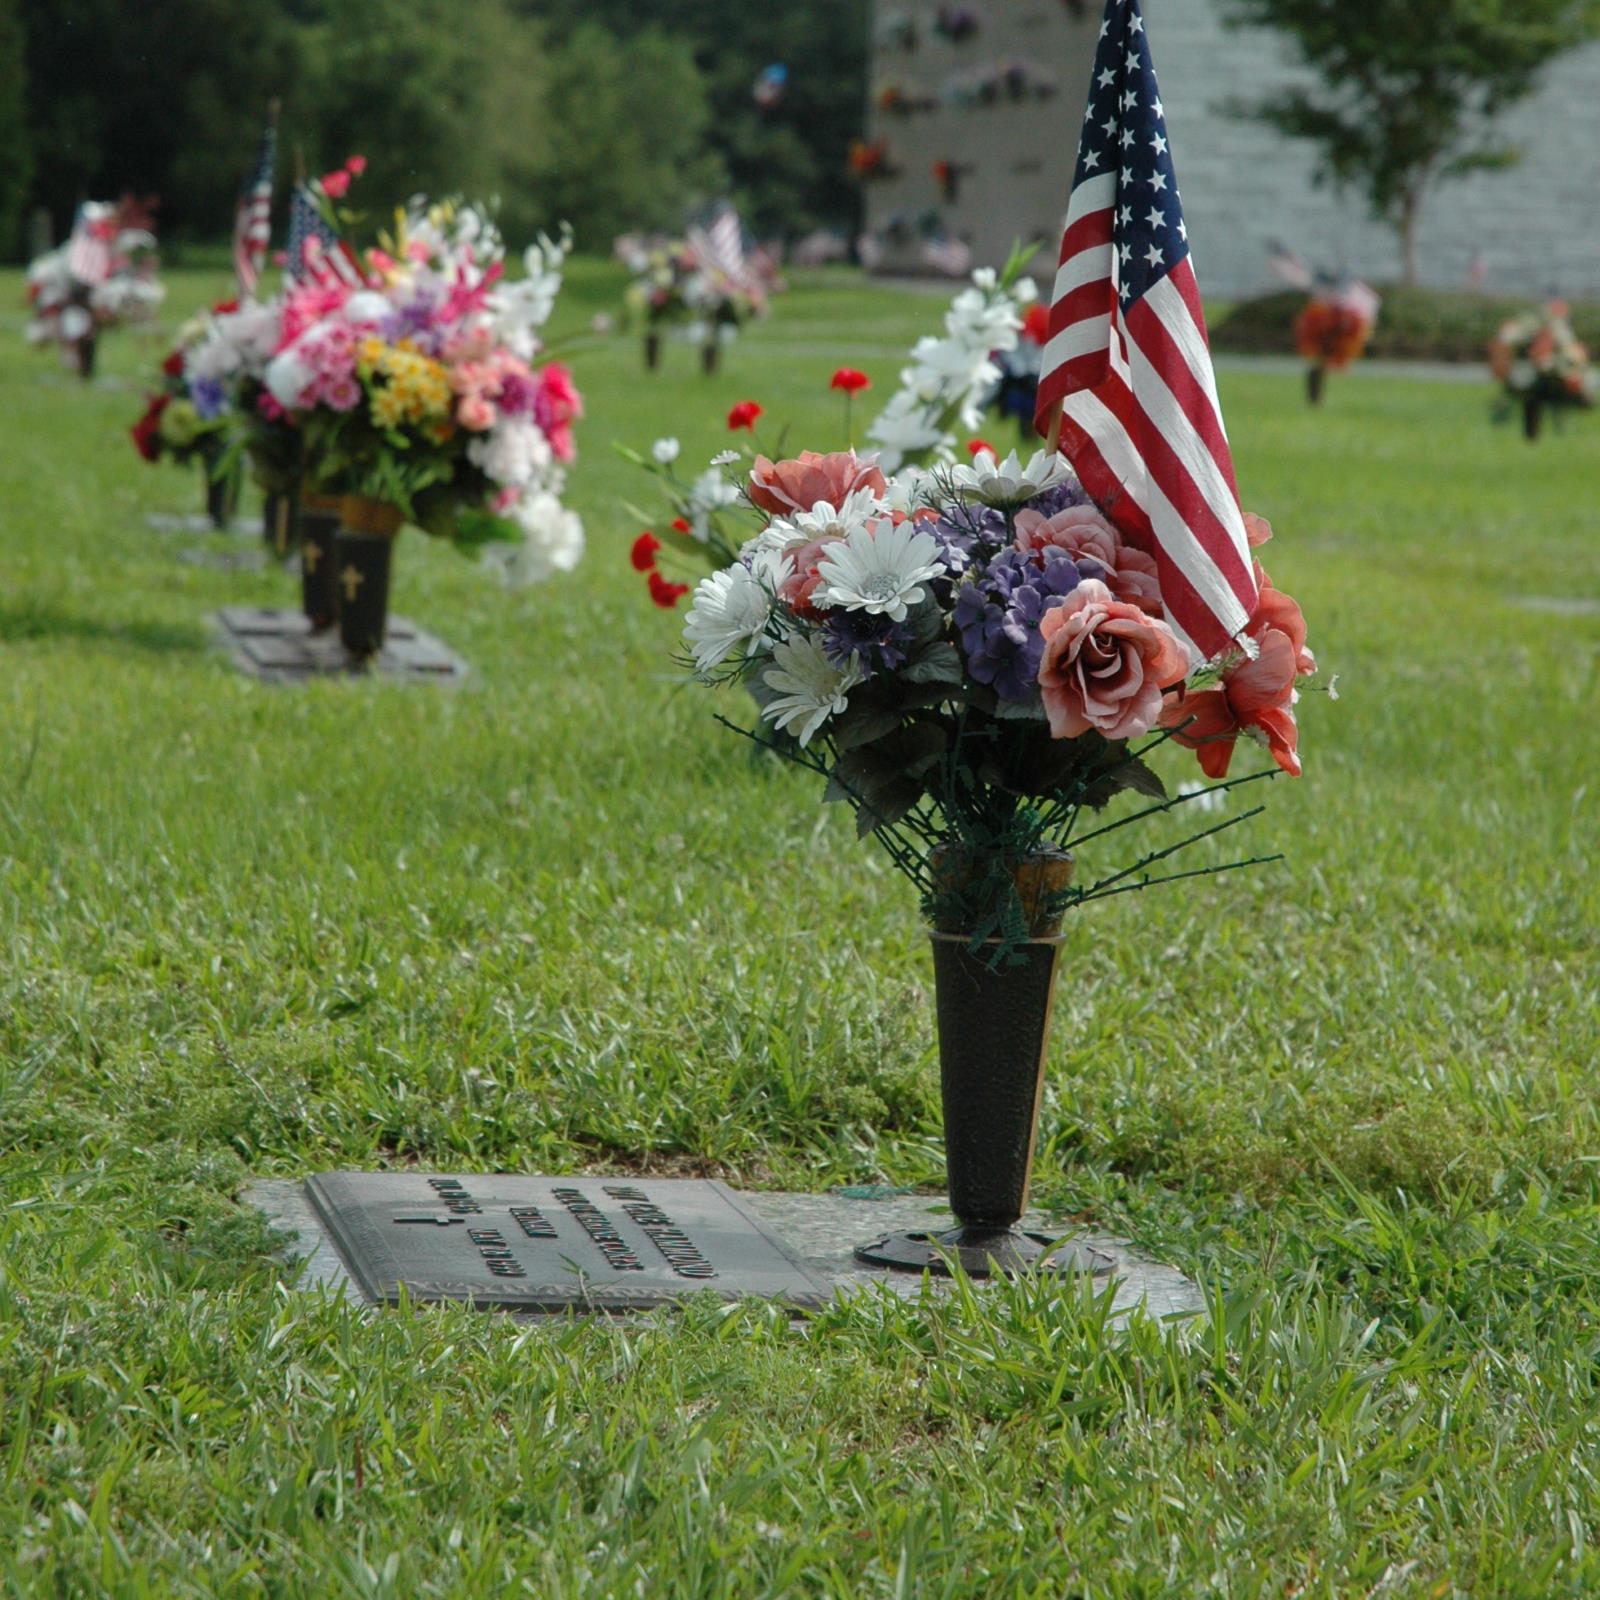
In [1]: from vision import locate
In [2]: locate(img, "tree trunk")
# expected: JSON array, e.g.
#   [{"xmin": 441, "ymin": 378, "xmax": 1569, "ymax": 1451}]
[{"xmin": 1399, "ymin": 190, "xmax": 1422, "ymax": 288}]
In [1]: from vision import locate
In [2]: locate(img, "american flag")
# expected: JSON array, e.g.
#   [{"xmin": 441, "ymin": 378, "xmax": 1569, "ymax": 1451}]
[
  {"xmin": 285, "ymin": 182, "xmax": 366, "ymax": 289},
  {"xmin": 1034, "ymin": 0, "xmax": 1256, "ymax": 658},
  {"xmin": 232, "ymin": 115, "xmax": 277, "ymax": 296},
  {"xmin": 65, "ymin": 207, "xmax": 113, "ymax": 285},
  {"xmin": 687, "ymin": 204, "xmax": 752, "ymax": 287}
]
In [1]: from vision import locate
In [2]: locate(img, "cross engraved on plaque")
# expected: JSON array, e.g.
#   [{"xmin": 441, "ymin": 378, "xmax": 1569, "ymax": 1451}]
[
  {"xmin": 340, "ymin": 564, "xmax": 364, "ymax": 602},
  {"xmin": 302, "ymin": 540, "xmax": 322, "ymax": 574}
]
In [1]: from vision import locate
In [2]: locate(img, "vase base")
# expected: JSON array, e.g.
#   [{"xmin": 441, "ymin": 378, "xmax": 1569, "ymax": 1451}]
[{"xmin": 852, "ymin": 1225, "xmax": 1117, "ymax": 1279}]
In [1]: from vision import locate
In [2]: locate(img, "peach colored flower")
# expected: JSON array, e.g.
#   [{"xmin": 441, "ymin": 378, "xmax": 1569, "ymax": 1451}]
[
  {"xmin": 457, "ymin": 395, "xmax": 496, "ymax": 431},
  {"xmin": 1242, "ymin": 511, "xmax": 1273, "ymax": 548},
  {"xmin": 775, "ymin": 537, "xmax": 838, "ymax": 618},
  {"xmin": 1161, "ymin": 628, "xmax": 1302, "ymax": 778},
  {"xmin": 1036, "ymin": 579, "xmax": 1189, "ymax": 741},
  {"xmin": 1014, "ymin": 504, "xmax": 1163, "ymax": 613},
  {"xmin": 748, "ymin": 451, "xmax": 887, "ymax": 516}
]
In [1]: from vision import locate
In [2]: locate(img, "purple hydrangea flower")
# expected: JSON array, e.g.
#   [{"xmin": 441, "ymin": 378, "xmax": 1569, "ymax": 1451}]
[
  {"xmin": 1021, "ymin": 478, "xmax": 1095, "ymax": 519},
  {"xmin": 954, "ymin": 547, "xmax": 1086, "ymax": 701},
  {"xmin": 189, "ymin": 376, "xmax": 228, "ymax": 421},
  {"xmin": 821, "ymin": 609, "xmax": 912, "ymax": 678}
]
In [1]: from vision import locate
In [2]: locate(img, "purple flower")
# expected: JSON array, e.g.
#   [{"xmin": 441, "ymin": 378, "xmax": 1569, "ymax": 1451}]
[
  {"xmin": 189, "ymin": 376, "xmax": 228, "ymax": 421},
  {"xmin": 1021, "ymin": 478, "xmax": 1095, "ymax": 519},
  {"xmin": 954, "ymin": 546, "xmax": 1085, "ymax": 700},
  {"xmin": 497, "ymin": 369, "xmax": 538, "ymax": 415},
  {"xmin": 821, "ymin": 609, "xmax": 911, "ymax": 678}
]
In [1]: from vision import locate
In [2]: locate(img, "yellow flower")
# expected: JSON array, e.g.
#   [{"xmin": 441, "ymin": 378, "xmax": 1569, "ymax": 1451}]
[{"xmin": 371, "ymin": 387, "xmax": 407, "ymax": 430}]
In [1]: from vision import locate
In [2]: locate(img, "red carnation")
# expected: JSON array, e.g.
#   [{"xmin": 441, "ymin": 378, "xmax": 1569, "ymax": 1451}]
[
  {"xmin": 161, "ymin": 349, "xmax": 185, "ymax": 378},
  {"xmin": 830, "ymin": 367, "xmax": 871, "ymax": 394},
  {"xmin": 671, "ymin": 517, "xmax": 691, "ymax": 534},
  {"xmin": 1022, "ymin": 302, "xmax": 1051, "ymax": 345},
  {"xmin": 648, "ymin": 571, "xmax": 690, "ymax": 609},
  {"xmin": 965, "ymin": 438, "xmax": 996, "ymax": 457},
  {"xmin": 726, "ymin": 400, "xmax": 763, "ymax": 431},
  {"xmin": 130, "ymin": 394, "xmax": 170, "ymax": 463},
  {"xmin": 630, "ymin": 532, "xmax": 662, "ymax": 572}
]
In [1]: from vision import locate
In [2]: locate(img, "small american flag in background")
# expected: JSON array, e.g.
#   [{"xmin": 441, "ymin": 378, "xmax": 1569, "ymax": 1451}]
[
  {"xmin": 65, "ymin": 206, "xmax": 113, "ymax": 284},
  {"xmin": 232, "ymin": 113, "xmax": 277, "ymax": 297},
  {"xmin": 1034, "ymin": 0, "xmax": 1256, "ymax": 658},
  {"xmin": 688, "ymin": 204, "xmax": 753, "ymax": 287},
  {"xmin": 285, "ymin": 182, "xmax": 366, "ymax": 289}
]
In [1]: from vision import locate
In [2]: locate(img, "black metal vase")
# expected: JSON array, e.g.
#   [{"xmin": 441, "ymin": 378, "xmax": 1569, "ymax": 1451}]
[
  {"xmin": 298, "ymin": 494, "xmax": 341, "ymax": 633},
  {"xmin": 701, "ymin": 340, "xmax": 721, "ymax": 376},
  {"xmin": 855, "ymin": 936, "xmax": 1076, "ymax": 1277},
  {"xmin": 333, "ymin": 496, "xmax": 403, "ymax": 661},
  {"xmin": 200, "ymin": 441, "xmax": 239, "ymax": 531},
  {"xmin": 1306, "ymin": 363, "xmax": 1325, "ymax": 406},
  {"xmin": 75, "ymin": 333, "xmax": 98, "ymax": 382},
  {"xmin": 644, "ymin": 331, "xmax": 661, "ymax": 370},
  {"xmin": 1523, "ymin": 393, "xmax": 1543, "ymax": 441}
]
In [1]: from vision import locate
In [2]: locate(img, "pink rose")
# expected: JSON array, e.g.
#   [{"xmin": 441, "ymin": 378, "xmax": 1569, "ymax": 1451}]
[
  {"xmin": 1037, "ymin": 579, "xmax": 1190, "ymax": 741},
  {"xmin": 748, "ymin": 451, "xmax": 887, "ymax": 516},
  {"xmin": 1014, "ymin": 504, "xmax": 1163, "ymax": 614},
  {"xmin": 321, "ymin": 170, "xmax": 350, "ymax": 200},
  {"xmin": 458, "ymin": 395, "xmax": 496, "ymax": 431},
  {"xmin": 775, "ymin": 537, "xmax": 838, "ymax": 618}
]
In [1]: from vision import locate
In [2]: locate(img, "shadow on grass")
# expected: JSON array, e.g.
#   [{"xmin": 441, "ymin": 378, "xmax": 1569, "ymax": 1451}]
[{"xmin": 0, "ymin": 602, "xmax": 210, "ymax": 657}]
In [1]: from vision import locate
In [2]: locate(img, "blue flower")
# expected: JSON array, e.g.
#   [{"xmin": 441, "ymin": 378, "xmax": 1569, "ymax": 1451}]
[{"xmin": 189, "ymin": 376, "xmax": 228, "ymax": 421}]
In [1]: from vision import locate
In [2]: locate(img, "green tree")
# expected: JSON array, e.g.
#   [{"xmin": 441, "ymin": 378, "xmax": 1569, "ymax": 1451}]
[
  {"xmin": 524, "ymin": 24, "xmax": 722, "ymax": 248},
  {"xmin": 19, "ymin": 0, "xmax": 298, "ymax": 241},
  {"xmin": 0, "ymin": 0, "xmax": 31, "ymax": 256},
  {"xmin": 289, "ymin": 0, "xmax": 545, "ymax": 227},
  {"xmin": 522, "ymin": 0, "xmax": 870, "ymax": 237},
  {"xmin": 1222, "ymin": 0, "xmax": 1600, "ymax": 283}
]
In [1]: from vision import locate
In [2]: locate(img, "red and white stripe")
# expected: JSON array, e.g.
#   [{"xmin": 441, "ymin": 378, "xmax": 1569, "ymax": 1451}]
[{"xmin": 1036, "ymin": 190, "xmax": 1257, "ymax": 658}]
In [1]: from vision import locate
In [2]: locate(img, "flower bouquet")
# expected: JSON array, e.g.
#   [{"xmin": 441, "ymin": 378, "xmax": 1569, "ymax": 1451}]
[
  {"xmin": 677, "ymin": 439, "xmax": 1314, "ymax": 1269},
  {"xmin": 129, "ymin": 301, "xmax": 248, "ymax": 529},
  {"xmin": 1293, "ymin": 278, "xmax": 1379, "ymax": 405},
  {"xmin": 258, "ymin": 189, "xmax": 584, "ymax": 655},
  {"xmin": 1488, "ymin": 302, "xmax": 1594, "ymax": 440},
  {"xmin": 619, "ymin": 222, "xmax": 771, "ymax": 375},
  {"xmin": 25, "ymin": 199, "xmax": 164, "ymax": 380}
]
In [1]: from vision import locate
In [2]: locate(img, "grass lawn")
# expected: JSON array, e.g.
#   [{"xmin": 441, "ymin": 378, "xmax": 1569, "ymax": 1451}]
[{"xmin": 1, "ymin": 258, "xmax": 1599, "ymax": 1597}]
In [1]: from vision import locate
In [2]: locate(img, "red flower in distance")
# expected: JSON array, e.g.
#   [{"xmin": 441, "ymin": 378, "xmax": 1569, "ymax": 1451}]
[
  {"xmin": 630, "ymin": 532, "xmax": 662, "ymax": 572},
  {"xmin": 966, "ymin": 438, "xmax": 995, "ymax": 457},
  {"xmin": 671, "ymin": 517, "xmax": 692, "ymax": 534},
  {"xmin": 1022, "ymin": 303, "xmax": 1051, "ymax": 345},
  {"xmin": 830, "ymin": 367, "xmax": 871, "ymax": 394},
  {"xmin": 345, "ymin": 155, "xmax": 367, "ymax": 176},
  {"xmin": 648, "ymin": 571, "xmax": 690, "ymax": 609},
  {"xmin": 321, "ymin": 170, "xmax": 351, "ymax": 200},
  {"xmin": 727, "ymin": 400, "xmax": 763, "ymax": 431},
  {"xmin": 161, "ymin": 349, "xmax": 185, "ymax": 378},
  {"xmin": 129, "ymin": 394, "xmax": 170, "ymax": 463}
]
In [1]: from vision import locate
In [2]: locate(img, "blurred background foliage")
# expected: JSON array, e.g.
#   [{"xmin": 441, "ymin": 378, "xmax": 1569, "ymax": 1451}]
[{"xmin": 0, "ymin": 0, "xmax": 870, "ymax": 258}]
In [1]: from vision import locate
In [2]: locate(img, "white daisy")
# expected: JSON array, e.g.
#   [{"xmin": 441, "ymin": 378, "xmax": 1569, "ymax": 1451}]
[
  {"xmin": 683, "ymin": 555, "xmax": 784, "ymax": 671},
  {"xmin": 785, "ymin": 488, "xmax": 884, "ymax": 544},
  {"xmin": 815, "ymin": 519, "xmax": 944, "ymax": 621},
  {"xmin": 686, "ymin": 467, "xmax": 741, "ymax": 539},
  {"xmin": 651, "ymin": 437, "xmax": 681, "ymax": 464},
  {"xmin": 950, "ymin": 448, "xmax": 1075, "ymax": 508},
  {"xmin": 760, "ymin": 635, "xmax": 859, "ymax": 746}
]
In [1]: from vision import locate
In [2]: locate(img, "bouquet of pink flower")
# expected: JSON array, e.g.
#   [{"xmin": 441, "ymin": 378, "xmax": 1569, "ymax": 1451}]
[
  {"xmin": 258, "ymin": 188, "xmax": 585, "ymax": 583},
  {"xmin": 678, "ymin": 438, "xmax": 1318, "ymax": 942}
]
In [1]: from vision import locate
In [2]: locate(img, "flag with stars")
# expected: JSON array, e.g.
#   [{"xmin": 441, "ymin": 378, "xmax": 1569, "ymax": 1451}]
[
  {"xmin": 1034, "ymin": 0, "xmax": 1256, "ymax": 658},
  {"xmin": 285, "ymin": 182, "xmax": 366, "ymax": 289}
]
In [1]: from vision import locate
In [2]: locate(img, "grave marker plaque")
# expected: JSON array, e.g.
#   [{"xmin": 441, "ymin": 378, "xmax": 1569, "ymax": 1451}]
[{"xmin": 304, "ymin": 1173, "xmax": 834, "ymax": 1312}]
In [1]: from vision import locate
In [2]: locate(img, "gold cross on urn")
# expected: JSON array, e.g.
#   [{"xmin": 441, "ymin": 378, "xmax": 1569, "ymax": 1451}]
[{"xmin": 340, "ymin": 564, "xmax": 364, "ymax": 603}]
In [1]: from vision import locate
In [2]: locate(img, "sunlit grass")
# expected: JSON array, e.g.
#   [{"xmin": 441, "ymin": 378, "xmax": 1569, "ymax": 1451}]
[{"xmin": 1, "ymin": 261, "xmax": 1598, "ymax": 1596}]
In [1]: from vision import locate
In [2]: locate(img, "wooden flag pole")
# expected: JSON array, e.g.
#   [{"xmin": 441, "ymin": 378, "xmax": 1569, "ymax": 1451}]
[{"xmin": 1042, "ymin": 400, "xmax": 1064, "ymax": 455}]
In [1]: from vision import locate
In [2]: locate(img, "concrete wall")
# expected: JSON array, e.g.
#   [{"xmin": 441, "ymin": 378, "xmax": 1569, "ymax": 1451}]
[{"xmin": 865, "ymin": 0, "xmax": 1600, "ymax": 299}]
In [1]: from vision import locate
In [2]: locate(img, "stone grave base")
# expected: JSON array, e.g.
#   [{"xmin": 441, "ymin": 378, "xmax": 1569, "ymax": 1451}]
[
  {"xmin": 245, "ymin": 1174, "xmax": 1202, "ymax": 1323},
  {"xmin": 147, "ymin": 512, "xmax": 259, "ymax": 537},
  {"xmin": 208, "ymin": 607, "xmax": 468, "ymax": 685}
]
